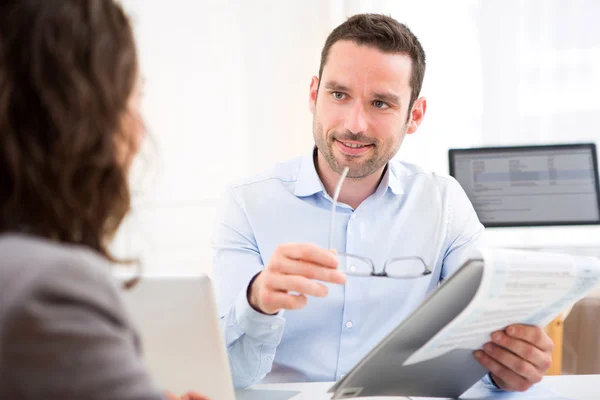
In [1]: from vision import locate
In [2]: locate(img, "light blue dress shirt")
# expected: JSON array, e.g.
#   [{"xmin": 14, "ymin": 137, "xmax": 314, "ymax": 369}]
[{"xmin": 212, "ymin": 152, "xmax": 485, "ymax": 389}]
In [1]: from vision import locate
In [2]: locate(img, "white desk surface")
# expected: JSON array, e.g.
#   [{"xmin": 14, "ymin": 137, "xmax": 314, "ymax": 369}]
[{"xmin": 247, "ymin": 374, "xmax": 600, "ymax": 400}]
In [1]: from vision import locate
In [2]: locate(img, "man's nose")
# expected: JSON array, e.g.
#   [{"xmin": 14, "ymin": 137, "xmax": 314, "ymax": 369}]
[{"xmin": 343, "ymin": 102, "xmax": 369, "ymax": 134}]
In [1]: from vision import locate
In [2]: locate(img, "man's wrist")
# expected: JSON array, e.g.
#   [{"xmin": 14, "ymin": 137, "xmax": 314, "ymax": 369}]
[
  {"xmin": 246, "ymin": 272, "xmax": 277, "ymax": 315},
  {"xmin": 246, "ymin": 272, "xmax": 261, "ymax": 310},
  {"xmin": 234, "ymin": 283, "xmax": 286, "ymax": 344}
]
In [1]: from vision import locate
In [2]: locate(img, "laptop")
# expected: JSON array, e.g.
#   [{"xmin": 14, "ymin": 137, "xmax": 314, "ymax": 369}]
[{"xmin": 120, "ymin": 275, "xmax": 299, "ymax": 400}]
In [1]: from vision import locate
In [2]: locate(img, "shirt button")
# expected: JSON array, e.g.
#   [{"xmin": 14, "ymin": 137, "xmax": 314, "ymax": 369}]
[
  {"xmin": 340, "ymin": 373, "xmax": 346, "ymax": 379},
  {"xmin": 270, "ymin": 324, "xmax": 279, "ymax": 330},
  {"xmin": 350, "ymin": 214, "xmax": 356, "ymax": 220},
  {"xmin": 345, "ymin": 321, "xmax": 353, "ymax": 329},
  {"xmin": 265, "ymin": 356, "xmax": 272, "ymax": 362}
]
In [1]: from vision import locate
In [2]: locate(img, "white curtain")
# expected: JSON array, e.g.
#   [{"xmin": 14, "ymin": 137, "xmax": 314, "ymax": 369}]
[{"xmin": 478, "ymin": 0, "xmax": 600, "ymax": 147}]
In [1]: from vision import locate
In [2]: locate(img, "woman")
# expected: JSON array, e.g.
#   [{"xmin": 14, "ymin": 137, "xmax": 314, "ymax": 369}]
[{"xmin": 0, "ymin": 1, "xmax": 207, "ymax": 399}]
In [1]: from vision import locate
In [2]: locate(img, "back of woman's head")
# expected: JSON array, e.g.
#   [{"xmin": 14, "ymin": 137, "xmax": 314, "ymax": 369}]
[{"xmin": 0, "ymin": 0, "xmax": 139, "ymax": 259}]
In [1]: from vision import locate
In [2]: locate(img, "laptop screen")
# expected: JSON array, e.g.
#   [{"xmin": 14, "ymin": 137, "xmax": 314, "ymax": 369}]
[{"xmin": 449, "ymin": 143, "xmax": 600, "ymax": 227}]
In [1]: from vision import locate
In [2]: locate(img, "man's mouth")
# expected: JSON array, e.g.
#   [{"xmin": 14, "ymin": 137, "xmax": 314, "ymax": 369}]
[
  {"xmin": 335, "ymin": 140, "xmax": 374, "ymax": 155},
  {"xmin": 342, "ymin": 142, "xmax": 368, "ymax": 148}
]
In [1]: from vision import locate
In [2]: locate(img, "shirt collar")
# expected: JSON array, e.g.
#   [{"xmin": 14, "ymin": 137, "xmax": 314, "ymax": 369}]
[
  {"xmin": 383, "ymin": 161, "xmax": 405, "ymax": 196},
  {"xmin": 293, "ymin": 149, "xmax": 405, "ymax": 198},
  {"xmin": 293, "ymin": 151, "xmax": 325, "ymax": 197}
]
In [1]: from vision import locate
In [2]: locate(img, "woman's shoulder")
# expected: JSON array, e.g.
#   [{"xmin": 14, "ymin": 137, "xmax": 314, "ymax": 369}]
[
  {"xmin": 0, "ymin": 234, "xmax": 164, "ymax": 399},
  {"xmin": 0, "ymin": 233, "xmax": 124, "ymax": 327}
]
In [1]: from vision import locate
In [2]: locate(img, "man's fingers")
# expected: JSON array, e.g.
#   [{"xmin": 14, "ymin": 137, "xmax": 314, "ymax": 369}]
[
  {"xmin": 491, "ymin": 331, "xmax": 552, "ymax": 371},
  {"xmin": 267, "ymin": 274, "xmax": 329, "ymax": 297},
  {"xmin": 474, "ymin": 350, "xmax": 532, "ymax": 392},
  {"xmin": 482, "ymin": 342, "xmax": 544, "ymax": 383},
  {"xmin": 278, "ymin": 243, "xmax": 339, "ymax": 269},
  {"xmin": 255, "ymin": 243, "xmax": 344, "ymax": 313},
  {"xmin": 260, "ymin": 290, "xmax": 308, "ymax": 310},
  {"xmin": 505, "ymin": 325, "xmax": 554, "ymax": 353},
  {"xmin": 280, "ymin": 258, "xmax": 346, "ymax": 284}
]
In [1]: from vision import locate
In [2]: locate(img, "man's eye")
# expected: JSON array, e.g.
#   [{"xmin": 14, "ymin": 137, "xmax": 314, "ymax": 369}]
[
  {"xmin": 373, "ymin": 100, "xmax": 389, "ymax": 109},
  {"xmin": 332, "ymin": 92, "xmax": 346, "ymax": 100}
]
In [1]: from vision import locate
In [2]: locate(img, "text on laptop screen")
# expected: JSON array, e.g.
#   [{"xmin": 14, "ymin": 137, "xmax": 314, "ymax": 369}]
[{"xmin": 449, "ymin": 144, "xmax": 600, "ymax": 227}]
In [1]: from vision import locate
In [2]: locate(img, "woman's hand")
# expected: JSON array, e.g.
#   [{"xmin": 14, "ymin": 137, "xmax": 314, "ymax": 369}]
[{"xmin": 165, "ymin": 391, "xmax": 211, "ymax": 400}]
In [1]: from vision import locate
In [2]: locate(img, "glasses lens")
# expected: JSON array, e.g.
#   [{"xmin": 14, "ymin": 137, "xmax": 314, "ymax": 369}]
[
  {"xmin": 385, "ymin": 258, "xmax": 429, "ymax": 278},
  {"xmin": 338, "ymin": 254, "xmax": 372, "ymax": 276}
]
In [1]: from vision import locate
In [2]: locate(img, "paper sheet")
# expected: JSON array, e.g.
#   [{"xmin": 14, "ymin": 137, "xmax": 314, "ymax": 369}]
[{"xmin": 403, "ymin": 248, "xmax": 600, "ymax": 366}]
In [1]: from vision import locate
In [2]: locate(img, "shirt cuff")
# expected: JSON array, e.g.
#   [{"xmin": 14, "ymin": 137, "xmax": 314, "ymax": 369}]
[
  {"xmin": 482, "ymin": 373, "xmax": 503, "ymax": 391},
  {"xmin": 233, "ymin": 287, "xmax": 285, "ymax": 345}
]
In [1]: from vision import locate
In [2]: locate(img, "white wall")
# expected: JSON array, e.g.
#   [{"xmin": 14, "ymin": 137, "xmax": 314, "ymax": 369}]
[
  {"xmin": 115, "ymin": 1, "xmax": 246, "ymax": 276},
  {"xmin": 116, "ymin": 0, "xmax": 337, "ymax": 276},
  {"xmin": 114, "ymin": 0, "xmax": 600, "ymax": 276}
]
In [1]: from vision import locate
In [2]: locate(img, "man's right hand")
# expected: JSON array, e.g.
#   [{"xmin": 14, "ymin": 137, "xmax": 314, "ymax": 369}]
[{"xmin": 248, "ymin": 243, "xmax": 346, "ymax": 315}]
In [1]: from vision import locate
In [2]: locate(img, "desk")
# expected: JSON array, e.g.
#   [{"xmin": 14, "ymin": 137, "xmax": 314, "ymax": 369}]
[{"xmin": 245, "ymin": 374, "xmax": 600, "ymax": 399}]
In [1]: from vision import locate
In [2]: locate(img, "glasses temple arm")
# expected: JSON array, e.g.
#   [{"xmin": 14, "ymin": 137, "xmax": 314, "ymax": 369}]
[{"xmin": 328, "ymin": 166, "xmax": 349, "ymax": 250}]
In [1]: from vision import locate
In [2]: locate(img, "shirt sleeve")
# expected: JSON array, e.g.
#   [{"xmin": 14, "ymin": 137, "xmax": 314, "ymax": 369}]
[
  {"xmin": 440, "ymin": 176, "xmax": 486, "ymax": 280},
  {"xmin": 211, "ymin": 185, "xmax": 285, "ymax": 389},
  {"xmin": 482, "ymin": 373, "xmax": 503, "ymax": 390}
]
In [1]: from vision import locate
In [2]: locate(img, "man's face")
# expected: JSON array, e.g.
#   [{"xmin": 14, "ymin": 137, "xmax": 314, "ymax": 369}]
[{"xmin": 310, "ymin": 40, "xmax": 423, "ymax": 179}]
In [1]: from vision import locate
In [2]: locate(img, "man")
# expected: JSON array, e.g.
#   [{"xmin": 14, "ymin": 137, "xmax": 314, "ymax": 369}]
[{"xmin": 213, "ymin": 13, "xmax": 553, "ymax": 392}]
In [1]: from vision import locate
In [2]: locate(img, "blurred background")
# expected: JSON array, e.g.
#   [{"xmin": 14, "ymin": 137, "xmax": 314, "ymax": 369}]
[
  {"xmin": 112, "ymin": 0, "xmax": 599, "ymax": 377},
  {"xmin": 114, "ymin": 0, "xmax": 600, "ymax": 277}
]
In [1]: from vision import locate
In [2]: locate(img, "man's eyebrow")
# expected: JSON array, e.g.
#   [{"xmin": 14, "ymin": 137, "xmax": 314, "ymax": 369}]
[
  {"xmin": 373, "ymin": 91, "xmax": 401, "ymax": 105},
  {"xmin": 323, "ymin": 81, "xmax": 350, "ymax": 92}
]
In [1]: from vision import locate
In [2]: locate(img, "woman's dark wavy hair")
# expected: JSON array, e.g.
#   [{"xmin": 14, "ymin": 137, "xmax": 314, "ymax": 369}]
[{"xmin": 0, "ymin": 0, "xmax": 138, "ymax": 261}]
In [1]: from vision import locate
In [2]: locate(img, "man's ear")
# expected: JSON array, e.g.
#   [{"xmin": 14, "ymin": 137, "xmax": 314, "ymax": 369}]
[
  {"xmin": 406, "ymin": 97, "xmax": 427, "ymax": 135},
  {"xmin": 309, "ymin": 76, "xmax": 319, "ymax": 114}
]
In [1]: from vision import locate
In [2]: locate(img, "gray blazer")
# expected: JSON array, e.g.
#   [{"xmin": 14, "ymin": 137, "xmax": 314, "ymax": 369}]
[{"xmin": 0, "ymin": 233, "xmax": 165, "ymax": 400}]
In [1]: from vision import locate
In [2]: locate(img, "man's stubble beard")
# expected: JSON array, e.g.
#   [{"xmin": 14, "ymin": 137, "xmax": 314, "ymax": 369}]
[{"xmin": 312, "ymin": 117, "xmax": 407, "ymax": 179}]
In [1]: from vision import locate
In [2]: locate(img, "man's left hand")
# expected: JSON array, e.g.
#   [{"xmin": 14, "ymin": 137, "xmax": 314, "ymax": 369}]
[{"xmin": 474, "ymin": 324, "xmax": 554, "ymax": 392}]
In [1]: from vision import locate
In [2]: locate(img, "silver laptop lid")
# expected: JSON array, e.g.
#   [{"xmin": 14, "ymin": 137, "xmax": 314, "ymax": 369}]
[{"xmin": 121, "ymin": 275, "xmax": 236, "ymax": 400}]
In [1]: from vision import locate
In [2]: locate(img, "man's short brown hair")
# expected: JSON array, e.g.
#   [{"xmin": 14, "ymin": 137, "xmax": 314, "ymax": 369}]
[{"xmin": 319, "ymin": 14, "xmax": 426, "ymax": 109}]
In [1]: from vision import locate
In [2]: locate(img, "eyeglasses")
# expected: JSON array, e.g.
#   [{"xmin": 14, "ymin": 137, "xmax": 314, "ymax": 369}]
[{"xmin": 328, "ymin": 167, "xmax": 432, "ymax": 279}]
